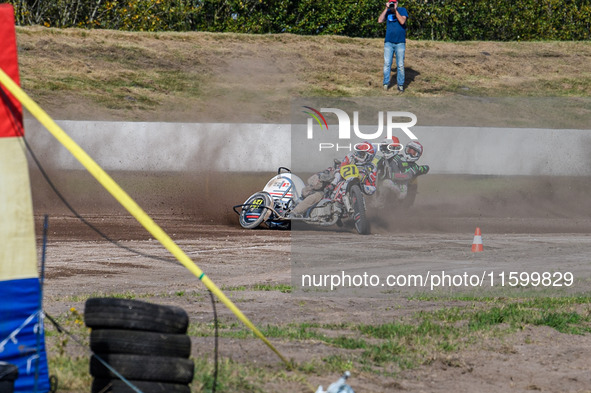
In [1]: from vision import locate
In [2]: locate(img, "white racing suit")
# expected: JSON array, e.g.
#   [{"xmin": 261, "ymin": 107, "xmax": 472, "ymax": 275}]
[{"xmin": 290, "ymin": 168, "xmax": 335, "ymax": 216}]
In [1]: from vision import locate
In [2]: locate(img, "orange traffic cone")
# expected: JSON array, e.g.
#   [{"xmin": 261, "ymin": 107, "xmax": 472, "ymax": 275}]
[{"xmin": 471, "ymin": 227, "xmax": 483, "ymax": 252}]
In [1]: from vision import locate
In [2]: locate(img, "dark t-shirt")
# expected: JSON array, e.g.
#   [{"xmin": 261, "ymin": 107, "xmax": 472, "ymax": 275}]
[{"xmin": 384, "ymin": 7, "xmax": 408, "ymax": 44}]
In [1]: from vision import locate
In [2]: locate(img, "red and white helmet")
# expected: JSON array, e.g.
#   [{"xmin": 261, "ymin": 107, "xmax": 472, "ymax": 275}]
[
  {"xmin": 405, "ymin": 140, "xmax": 423, "ymax": 162},
  {"xmin": 353, "ymin": 142, "xmax": 375, "ymax": 165},
  {"xmin": 381, "ymin": 136, "xmax": 402, "ymax": 159}
]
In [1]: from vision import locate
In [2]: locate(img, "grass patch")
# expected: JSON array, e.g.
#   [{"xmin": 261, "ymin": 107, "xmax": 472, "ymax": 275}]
[
  {"xmin": 43, "ymin": 295, "xmax": 591, "ymax": 391},
  {"xmin": 185, "ymin": 296, "xmax": 591, "ymax": 377},
  {"xmin": 193, "ymin": 358, "xmax": 264, "ymax": 393},
  {"xmin": 222, "ymin": 284, "xmax": 293, "ymax": 293},
  {"xmin": 300, "ymin": 85, "xmax": 353, "ymax": 97},
  {"xmin": 16, "ymin": 28, "xmax": 591, "ymax": 123},
  {"xmin": 52, "ymin": 291, "xmax": 157, "ymax": 303},
  {"xmin": 252, "ymin": 284, "xmax": 293, "ymax": 293},
  {"xmin": 535, "ymin": 312, "xmax": 591, "ymax": 334},
  {"xmin": 45, "ymin": 309, "xmax": 92, "ymax": 391},
  {"xmin": 193, "ymin": 356, "xmax": 312, "ymax": 393},
  {"xmin": 47, "ymin": 355, "xmax": 91, "ymax": 392}
]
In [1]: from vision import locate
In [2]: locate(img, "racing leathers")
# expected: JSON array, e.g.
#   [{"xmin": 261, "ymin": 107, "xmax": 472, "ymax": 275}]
[
  {"xmin": 330, "ymin": 150, "xmax": 380, "ymax": 196},
  {"xmin": 380, "ymin": 154, "xmax": 429, "ymax": 200},
  {"xmin": 290, "ymin": 167, "xmax": 335, "ymax": 217}
]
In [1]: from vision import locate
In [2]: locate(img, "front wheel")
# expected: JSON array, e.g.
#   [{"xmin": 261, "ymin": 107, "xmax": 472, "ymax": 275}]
[
  {"xmin": 350, "ymin": 184, "xmax": 370, "ymax": 235},
  {"xmin": 238, "ymin": 192, "xmax": 272, "ymax": 229}
]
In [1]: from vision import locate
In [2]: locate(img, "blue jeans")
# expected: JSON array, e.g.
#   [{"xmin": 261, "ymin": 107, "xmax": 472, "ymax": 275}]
[{"xmin": 383, "ymin": 42, "xmax": 405, "ymax": 87}]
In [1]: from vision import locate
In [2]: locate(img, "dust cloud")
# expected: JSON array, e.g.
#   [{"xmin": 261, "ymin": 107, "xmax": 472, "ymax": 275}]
[{"xmin": 30, "ymin": 165, "xmax": 591, "ymax": 239}]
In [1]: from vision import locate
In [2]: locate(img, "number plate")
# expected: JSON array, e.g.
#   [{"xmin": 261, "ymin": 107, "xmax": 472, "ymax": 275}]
[{"xmin": 340, "ymin": 164, "xmax": 360, "ymax": 179}]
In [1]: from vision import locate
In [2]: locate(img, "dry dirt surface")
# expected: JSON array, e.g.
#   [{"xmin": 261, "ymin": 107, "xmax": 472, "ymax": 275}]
[
  {"xmin": 15, "ymin": 25, "xmax": 591, "ymax": 393},
  {"xmin": 35, "ymin": 170, "xmax": 591, "ymax": 393}
]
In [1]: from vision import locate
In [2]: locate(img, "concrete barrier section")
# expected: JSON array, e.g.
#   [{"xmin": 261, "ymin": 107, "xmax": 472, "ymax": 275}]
[{"xmin": 24, "ymin": 120, "xmax": 591, "ymax": 176}]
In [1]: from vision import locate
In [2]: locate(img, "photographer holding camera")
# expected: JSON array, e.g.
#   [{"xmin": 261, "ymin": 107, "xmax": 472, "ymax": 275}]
[{"xmin": 378, "ymin": 0, "xmax": 408, "ymax": 92}]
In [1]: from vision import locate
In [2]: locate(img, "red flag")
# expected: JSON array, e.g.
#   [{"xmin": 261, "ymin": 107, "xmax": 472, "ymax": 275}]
[{"xmin": 0, "ymin": 4, "xmax": 23, "ymax": 138}]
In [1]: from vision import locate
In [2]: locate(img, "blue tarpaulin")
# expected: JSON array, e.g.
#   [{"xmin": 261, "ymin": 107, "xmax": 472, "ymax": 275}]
[
  {"xmin": 0, "ymin": 4, "xmax": 50, "ymax": 392},
  {"xmin": 0, "ymin": 278, "xmax": 49, "ymax": 392}
]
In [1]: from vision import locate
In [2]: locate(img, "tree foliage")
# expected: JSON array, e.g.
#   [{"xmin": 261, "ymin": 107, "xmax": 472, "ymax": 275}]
[{"xmin": 8, "ymin": 0, "xmax": 591, "ymax": 40}]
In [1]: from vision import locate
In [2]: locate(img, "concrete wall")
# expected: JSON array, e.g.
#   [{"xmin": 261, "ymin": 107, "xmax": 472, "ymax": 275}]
[
  {"xmin": 415, "ymin": 126, "xmax": 591, "ymax": 176},
  {"xmin": 24, "ymin": 120, "xmax": 591, "ymax": 176}
]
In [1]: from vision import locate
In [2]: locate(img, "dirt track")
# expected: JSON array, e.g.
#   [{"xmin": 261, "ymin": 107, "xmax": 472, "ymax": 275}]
[
  {"xmin": 39, "ymin": 226, "xmax": 591, "ymax": 392},
  {"xmin": 35, "ymin": 169, "xmax": 591, "ymax": 392},
  {"xmin": 14, "ymin": 24, "xmax": 591, "ymax": 393}
]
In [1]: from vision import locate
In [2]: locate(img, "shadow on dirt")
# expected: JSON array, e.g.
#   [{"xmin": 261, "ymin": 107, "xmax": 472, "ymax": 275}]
[{"xmin": 404, "ymin": 67, "xmax": 420, "ymax": 89}]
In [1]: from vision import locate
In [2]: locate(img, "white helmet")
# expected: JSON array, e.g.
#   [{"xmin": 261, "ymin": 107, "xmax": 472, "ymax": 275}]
[
  {"xmin": 381, "ymin": 136, "xmax": 402, "ymax": 159},
  {"xmin": 405, "ymin": 140, "xmax": 423, "ymax": 162},
  {"xmin": 353, "ymin": 142, "xmax": 375, "ymax": 165}
]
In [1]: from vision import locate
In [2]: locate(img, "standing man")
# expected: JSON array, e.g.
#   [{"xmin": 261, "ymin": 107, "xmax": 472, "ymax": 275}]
[{"xmin": 378, "ymin": 0, "xmax": 408, "ymax": 92}]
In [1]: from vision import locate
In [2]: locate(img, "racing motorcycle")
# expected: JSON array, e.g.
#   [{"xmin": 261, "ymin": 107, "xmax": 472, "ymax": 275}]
[{"xmin": 233, "ymin": 165, "xmax": 371, "ymax": 235}]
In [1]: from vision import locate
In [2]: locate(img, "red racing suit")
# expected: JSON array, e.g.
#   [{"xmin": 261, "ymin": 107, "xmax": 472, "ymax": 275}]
[{"xmin": 331, "ymin": 151, "xmax": 380, "ymax": 195}]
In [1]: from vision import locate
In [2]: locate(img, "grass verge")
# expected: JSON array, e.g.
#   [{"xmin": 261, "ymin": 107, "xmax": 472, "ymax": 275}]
[{"xmin": 45, "ymin": 295, "xmax": 591, "ymax": 392}]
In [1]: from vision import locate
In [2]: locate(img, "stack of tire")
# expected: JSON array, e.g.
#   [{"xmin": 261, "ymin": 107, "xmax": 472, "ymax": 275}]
[
  {"xmin": 84, "ymin": 298, "xmax": 194, "ymax": 393},
  {"xmin": 0, "ymin": 362, "xmax": 18, "ymax": 393}
]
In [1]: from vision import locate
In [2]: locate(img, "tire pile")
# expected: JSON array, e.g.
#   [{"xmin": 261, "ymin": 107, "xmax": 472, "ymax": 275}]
[
  {"xmin": 84, "ymin": 298, "xmax": 194, "ymax": 393},
  {"xmin": 0, "ymin": 362, "xmax": 18, "ymax": 393}
]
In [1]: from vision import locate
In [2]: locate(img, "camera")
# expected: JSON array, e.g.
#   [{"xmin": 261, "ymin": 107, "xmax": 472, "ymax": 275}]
[{"xmin": 388, "ymin": 1, "xmax": 397, "ymax": 9}]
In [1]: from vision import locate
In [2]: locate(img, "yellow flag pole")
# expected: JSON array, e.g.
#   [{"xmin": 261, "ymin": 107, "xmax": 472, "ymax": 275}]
[{"xmin": 0, "ymin": 68, "xmax": 290, "ymax": 366}]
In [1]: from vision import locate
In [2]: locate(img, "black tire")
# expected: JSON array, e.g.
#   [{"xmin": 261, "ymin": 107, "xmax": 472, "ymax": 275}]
[
  {"xmin": 350, "ymin": 184, "xmax": 370, "ymax": 235},
  {"xmin": 90, "ymin": 354, "xmax": 194, "ymax": 384},
  {"xmin": 0, "ymin": 362, "xmax": 18, "ymax": 381},
  {"xmin": 0, "ymin": 362, "xmax": 18, "ymax": 393},
  {"xmin": 238, "ymin": 192, "xmax": 272, "ymax": 229},
  {"xmin": 91, "ymin": 329, "xmax": 191, "ymax": 358},
  {"xmin": 84, "ymin": 298, "xmax": 189, "ymax": 334},
  {"xmin": 92, "ymin": 378, "xmax": 190, "ymax": 393},
  {"xmin": 0, "ymin": 382, "xmax": 14, "ymax": 393}
]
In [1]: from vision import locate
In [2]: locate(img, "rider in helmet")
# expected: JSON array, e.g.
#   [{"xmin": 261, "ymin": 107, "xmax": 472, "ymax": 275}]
[
  {"xmin": 352, "ymin": 142, "xmax": 375, "ymax": 165},
  {"xmin": 404, "ymin": 140, "xmax": 423, "ymax": 162},
  {"xmin": 382, "ymin": 140, "xmax": 429, "ymax": 200},
  {"xmin": 375, "ymin": 136, "xmax": 402, "ymax": 181},
  {"xmin": 329, "ymin": 142, "xmax": 378, "ymax": 195},
  {"xmin": 290, "ymin": 142, "xmax": 378, "ymax": 218},
  {"xmin": 379, "ymin": 136, "xmax": 402, "ymax": 160}
]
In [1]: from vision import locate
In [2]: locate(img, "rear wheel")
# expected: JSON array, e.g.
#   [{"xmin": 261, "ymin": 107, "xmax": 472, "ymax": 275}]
[
  {"xmin": 350, "ymin": 184, "xmax": 370, "ymax": 235},
  {"xmin": 238, "ymin": 192, "xmax": 272, "ymax": 229}
]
